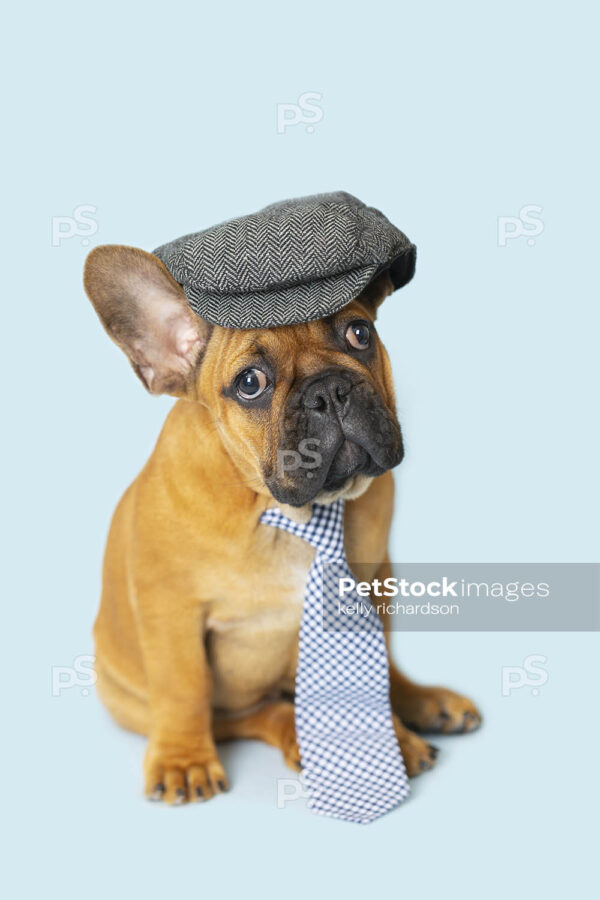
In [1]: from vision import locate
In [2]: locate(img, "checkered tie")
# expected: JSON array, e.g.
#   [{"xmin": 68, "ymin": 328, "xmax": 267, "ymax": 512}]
[{"xmin": 261, "ymin": 498, "xmax": 410, "ymax": 823}]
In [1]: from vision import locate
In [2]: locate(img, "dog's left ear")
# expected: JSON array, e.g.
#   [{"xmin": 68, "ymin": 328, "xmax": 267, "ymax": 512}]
[
  {"xmin": 83, "ymin": 245, "xmax": 211, "ymax": 396},
  {"xmin": 358, "ymin": 270, "xmax": 396, "ymax": 316}
]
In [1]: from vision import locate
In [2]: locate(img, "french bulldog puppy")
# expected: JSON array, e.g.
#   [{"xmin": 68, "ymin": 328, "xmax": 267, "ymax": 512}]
[{"xmin": 84, "ymin": 245, "xmax": 481, "ymax": 805}]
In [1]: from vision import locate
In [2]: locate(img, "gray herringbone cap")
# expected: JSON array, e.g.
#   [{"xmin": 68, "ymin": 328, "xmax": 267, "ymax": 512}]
[{"xmin": 153, "ymin": 191, "xmax": 416, "ymax": 329}]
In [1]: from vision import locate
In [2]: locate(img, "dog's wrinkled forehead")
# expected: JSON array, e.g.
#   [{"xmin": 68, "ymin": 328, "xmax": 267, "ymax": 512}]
[{"xmin": 212, "ymin": 292, "xmax": 384, "ymax": 389}]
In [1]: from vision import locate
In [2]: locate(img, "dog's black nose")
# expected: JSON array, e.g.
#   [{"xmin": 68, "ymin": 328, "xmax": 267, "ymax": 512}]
[{"xmin": 302, "ymin": 373, "xmax": 352, "ymax": 417}]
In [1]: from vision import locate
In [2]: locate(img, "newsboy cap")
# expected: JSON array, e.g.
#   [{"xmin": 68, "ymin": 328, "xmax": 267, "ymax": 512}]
[{"xmin": 153, "ymin": 191, "xmax": 416, "ymax": 329}]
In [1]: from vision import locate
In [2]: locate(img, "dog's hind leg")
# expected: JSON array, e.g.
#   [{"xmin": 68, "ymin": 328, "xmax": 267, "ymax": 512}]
[
  {"xmin": 213, "ymin": 700, "xmax": 301, "ymax": 770},
  {"xmin": 213, "ymin": 700, "xmax": 438, "ymax": 777},
  {"xmin": 388, "ymin": 667, "xmax": 482, "ymax": 735}
]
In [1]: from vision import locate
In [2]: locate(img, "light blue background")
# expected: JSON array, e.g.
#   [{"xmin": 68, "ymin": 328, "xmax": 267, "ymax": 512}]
[{"xmin": 2, "ymin": 1, "xmax": 598, "ymax": 897}]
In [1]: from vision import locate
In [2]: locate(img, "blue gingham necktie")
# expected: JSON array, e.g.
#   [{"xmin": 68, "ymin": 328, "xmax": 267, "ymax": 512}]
[{"xmin": 261, "ymin": 498, "xmax": 410, "ymax": 823}]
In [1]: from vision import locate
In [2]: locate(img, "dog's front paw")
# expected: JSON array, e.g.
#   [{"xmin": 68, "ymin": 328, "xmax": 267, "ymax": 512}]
[
  {"xmin": 144, "ymin": 736, "xmax": 229, "ymax": 805},
  {"xmin": 392, "ymin": 715, "xmax": 439, "ymax": 776},
  {"xmin": 395, "ymin": 686, "xmax": 482, "ymax": 735}
]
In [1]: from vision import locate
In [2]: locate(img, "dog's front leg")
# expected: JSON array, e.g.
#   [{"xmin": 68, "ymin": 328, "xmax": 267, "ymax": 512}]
[
  {"xmin": 138, "ymin": 592, "xmax": 227, "ymax": 805},
  {"xmin": 376, "ymin": 557, "xmax": 482, "ymax": 735}
]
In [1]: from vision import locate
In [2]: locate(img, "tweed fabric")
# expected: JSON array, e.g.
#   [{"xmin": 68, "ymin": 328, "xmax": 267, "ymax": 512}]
[{"xmin": 153, "ymin": 192, "xmax": 416, "ymax": 328}]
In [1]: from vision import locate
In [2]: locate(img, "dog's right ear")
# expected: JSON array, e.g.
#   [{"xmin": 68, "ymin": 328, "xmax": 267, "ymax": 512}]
[{"xmin": 83, "ymin": 245, "xmax": 212, "ymax": 396}]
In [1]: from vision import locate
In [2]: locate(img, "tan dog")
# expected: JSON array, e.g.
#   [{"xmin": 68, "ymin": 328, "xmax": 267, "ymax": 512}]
[{"xmin": 84, "ymin": 245, "xmax": 481, "ymax": 805}]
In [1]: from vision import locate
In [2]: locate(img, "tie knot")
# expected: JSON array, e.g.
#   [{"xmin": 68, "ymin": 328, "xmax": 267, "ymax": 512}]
[{"xmin": 261, "ymin": 498, "xmax": 346, "ymax": 560}]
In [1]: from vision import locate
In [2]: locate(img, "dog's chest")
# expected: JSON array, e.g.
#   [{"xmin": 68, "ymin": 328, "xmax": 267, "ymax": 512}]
[
  {"xmin": 204, "ymin": 528, "xmax": 316, "ymax": 706},
  {"xmin": 206, "ymin": 529, "xmax": 314, "ymax": 634}
]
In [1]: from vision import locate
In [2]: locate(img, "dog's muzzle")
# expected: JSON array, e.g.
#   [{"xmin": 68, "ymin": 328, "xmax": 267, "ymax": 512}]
[{"xmin": 265, "ymin": 369, "xmax": 404, "ymax": 506}]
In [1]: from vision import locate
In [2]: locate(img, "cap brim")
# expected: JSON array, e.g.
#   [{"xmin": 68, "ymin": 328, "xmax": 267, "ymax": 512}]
[{"xmin": 184, "ymin": 264, "xmax": 380, "ymax": 329}]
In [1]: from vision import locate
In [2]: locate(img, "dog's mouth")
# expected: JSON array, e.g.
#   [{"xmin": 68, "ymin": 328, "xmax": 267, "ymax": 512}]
[
  {"xmin": 322, "ymin": 439, "xmax": 377, "ymax": 492},
  {"xmin": 265, "ymin": 369, "xmax": 404, "ymax": 507}
]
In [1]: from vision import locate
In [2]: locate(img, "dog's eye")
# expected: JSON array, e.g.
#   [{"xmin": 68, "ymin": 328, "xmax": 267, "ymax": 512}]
[
  {"xmin": 346, "ymin": 321, "xmax": 370, "ymax": 350},
  {"xmin": 237, "ymin": 368, "xmax": 268, "ymax": 400}
]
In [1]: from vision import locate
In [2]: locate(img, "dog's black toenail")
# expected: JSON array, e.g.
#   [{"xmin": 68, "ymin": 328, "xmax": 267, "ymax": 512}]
[
  {"xmin": 419, "ymin": 759, "xmax": 429, "ymax": 771},
  {"xmin": 429, "ymin": 745, "xmax": 439, "ymax": 759},
  {"xmin": 217, "ymin": 780, "xmax": 227, "ymax": 792},
  {"xmin": 463, "ymin": 711, "xmax": 481, "ymax": 732},
  {"xmin": 440, "ymin": 710, "xmax": 450, "ymax": 720},
  {"xmin": 176, "ymin": 788, "xmax": 185, "ymax": 797},
  {"xmin": 196, "ymin": 786, "xmax": 204, "ymax": 798},
  {"xmin": 148, "ymin": 782, "xmax": 165, "ymax": 801}
]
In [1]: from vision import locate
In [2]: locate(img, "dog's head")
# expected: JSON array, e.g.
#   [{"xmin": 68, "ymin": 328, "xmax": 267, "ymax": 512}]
[{"xmin": 84, "ymin": 246, "xmax": 404, "ymax": 508}]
